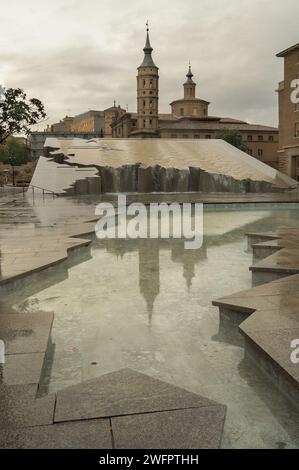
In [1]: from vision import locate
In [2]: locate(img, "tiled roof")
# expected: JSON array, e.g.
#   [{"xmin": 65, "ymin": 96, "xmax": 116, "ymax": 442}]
[{"xmin": 158, "ymin": 118, "xmax": 278, "ymax": 132}]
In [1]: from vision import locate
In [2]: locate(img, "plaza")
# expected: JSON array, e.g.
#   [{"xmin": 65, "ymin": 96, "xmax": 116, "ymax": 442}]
[
  {"xmin": 1, "ymin": 0, "xmax": 299, "ymax": 453},
  {"xmin": 1, "ymin": 184, "xmax": 299, "ymax": 448}
]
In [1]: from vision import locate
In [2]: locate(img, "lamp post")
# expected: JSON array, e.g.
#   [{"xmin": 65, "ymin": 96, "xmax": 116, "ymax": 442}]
[{"xmin": 8, "ymin": 156, "xmax": 16, "ymax": 187}]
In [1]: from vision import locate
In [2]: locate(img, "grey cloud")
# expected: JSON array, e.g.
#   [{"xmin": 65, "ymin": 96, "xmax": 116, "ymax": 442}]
[{"xmin": 1, "ymin": 0, "xmax": 298, "ymax": 128}]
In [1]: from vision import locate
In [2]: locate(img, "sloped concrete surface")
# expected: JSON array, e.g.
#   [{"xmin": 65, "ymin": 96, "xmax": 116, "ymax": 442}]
[
  {"xmin": 30, "ymin": 137, "xmax": 297, "ymax": 194},
  {"xmin": 29, "ymin": 156, "xmax": 101, "ymax": 195}
]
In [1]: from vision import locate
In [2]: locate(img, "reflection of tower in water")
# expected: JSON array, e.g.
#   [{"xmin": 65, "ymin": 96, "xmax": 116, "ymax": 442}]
[
  {"xmin": 138, "ymin": 239, "xmax": 160, "ymax": 325},
  {"xmin": 171, "ymin": 240, "xmax": 208, "ymax": 290}
]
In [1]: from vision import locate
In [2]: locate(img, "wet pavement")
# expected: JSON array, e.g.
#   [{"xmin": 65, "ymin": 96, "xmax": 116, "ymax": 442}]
[{"xmin": 1, "ymin": 193, "xmax": 299, "ymax": 448}]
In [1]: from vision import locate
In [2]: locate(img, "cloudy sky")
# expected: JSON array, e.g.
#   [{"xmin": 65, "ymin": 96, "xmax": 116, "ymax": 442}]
[{"xmin": 0, "ymin": 0, "xmax": 298, "ymax": 129}]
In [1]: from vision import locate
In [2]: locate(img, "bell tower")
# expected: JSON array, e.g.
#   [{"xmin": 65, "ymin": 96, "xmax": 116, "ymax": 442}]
[
  {"xmin": 184, "ymin": 62, "xmax": 196, "ymax": 98},
  {"xmin": 133, "ymin": 22, "xmax": 159, "ymax": 137},
  {"xmin": 170, "ymin": 62, "xmax": 210, "ymax": 118}
]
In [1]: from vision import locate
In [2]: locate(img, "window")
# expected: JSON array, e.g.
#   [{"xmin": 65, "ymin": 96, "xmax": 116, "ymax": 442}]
[
  {"xmin": 143, "ymin": 119, "xmax": 146, "ymax": 128},
  {"xmin": 149, "ymin": 119, "xmax": 152, "ymax": 126},
  {"xmin": 194, "ymin": 134, "xmax": 200, "ymax": 139},
  {"xmin": 295, "ymin": 122, "xmax": 299, "ymax": 137},
  {"xmin": 143, "ymin": 80, "xmax": 146, "ymax": 87},
  {"xmin": 150, "ymin": 80, "xmax": 153, "ymax": 88},
  {"xmin": 180, "ymin": 108, "xmax": 184, "ymax": 116},
  {"xmin": 205, "ymin": 135, "xmax": 211, "ymax": 139},
  {"xmin": 247, "ymin": 135, "xmax": 253, "ymax": 142},
  {"xmin": 257, "ymin": 149, "xmax": 263, "ymax": 157},
  {"xmin": 149, "ymin": 100, "xmax": 153, "ymax": 108},
  {"xmin": 143, "ymin": 100, "xmax": 146, "ymax": 107},
  {"xmin": 182, "ymin": 134, "xmax": 188, "ymax": 139},
  {"xmin": 268, "ymin": 135, "xmax": 274, "ymax": 142},
  {"xmin": 247, "ymin": 149, "xmax": 253, "ymax": 156},
  {"xmin": 258, "ymin": 135, "xmax": 264, "ymax": 142}
]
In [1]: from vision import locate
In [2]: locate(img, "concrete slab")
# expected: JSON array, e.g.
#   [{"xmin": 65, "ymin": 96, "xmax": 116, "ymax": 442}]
[
  {"xmin": 0, "ymin": 384, "xmax": 55, "ymax": 429},
  {"xmin": 0, "ymin": 312, "xmax": 54, "ymax": 355},
  {"xmin": 0, "ymin": 419, "xmax": 112, "ymax": 449},
  {"xmin": 213, "ymin": 227, "xmax": 299, "ymax": 410},
  {"xmin": 55, "ymin": 368, "xmax": 219, "ymax": 423},
  {"xmin": 112, "ymin": 406, "xmax": 226, "ymax": 449},
  {"xmin": 2, "ymin": 352, "xmax": 45, "ymax": 385}
]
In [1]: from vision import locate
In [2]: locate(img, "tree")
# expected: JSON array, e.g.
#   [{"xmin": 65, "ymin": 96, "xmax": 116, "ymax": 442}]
[
  {"xmin": 0, "ymin": 137, "xmax": 31, "ymax": 186},
  {"xmin": 0, "ymin": 87, "xmax": 46, "ymax": 145},
  {"xmin": 215, "ymin": 129, "xmax": 249, "ymax": 153},
  {"xmin": 0, "ymin": 137, "xmax": 30, "ymax": 165}
]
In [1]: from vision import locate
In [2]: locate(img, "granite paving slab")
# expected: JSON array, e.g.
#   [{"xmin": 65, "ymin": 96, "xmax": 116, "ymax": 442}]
[
  {"xmin": 242, "ymin": 328, "xmax": 299, "ymax": 381},
  {"xmin": 240, "ymin": 308, "xmax": 299, "ymax": 332},
  {"xmin": 1, "ymin": 352, "xmax": 45, "ymax": 385},
  {"xmin": 112, "ymin": 406, "xmax": 226, "ymax": 449},
  {"xmin": 213, "ymin": 227, "xmax": 299, "ymax": 409},
  {"xmin": 0, "ymin": 418, "xmax": 112, "ymax": 449},
  {"xmin": 0, "ymin": 384, "xmax": 55, "ymax": 429},
  {"xmin": 0, "ymin": 312, "xmax": 54, "ymax": 355},
  {"xmin": 55, "ymin": 368, "xmax": 220, "ymax": 423}
]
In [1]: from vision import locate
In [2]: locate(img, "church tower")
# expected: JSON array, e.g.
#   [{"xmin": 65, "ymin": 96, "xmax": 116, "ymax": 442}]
[
  {"xmin": 184, "ymin": 62, "xmax": 196, "ymax": 99},
  {"xmin": 170, "ymin": 63, "xmax": 210, "ymax": 118},
  {"xmin": 133, "ymin": 23, "xmax": 159, "ymax": 137}
]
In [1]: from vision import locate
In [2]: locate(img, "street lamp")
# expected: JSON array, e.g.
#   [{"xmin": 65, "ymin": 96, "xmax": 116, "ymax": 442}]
[{"xmin": 8, "ymin": 156, "xmax": 16, "ymax": 187}]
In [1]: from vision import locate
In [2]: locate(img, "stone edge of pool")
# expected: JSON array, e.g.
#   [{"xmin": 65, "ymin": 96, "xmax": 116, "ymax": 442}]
[{"xmin": 213, "ymin": 228, "xmax": 299, "ymax": 411}]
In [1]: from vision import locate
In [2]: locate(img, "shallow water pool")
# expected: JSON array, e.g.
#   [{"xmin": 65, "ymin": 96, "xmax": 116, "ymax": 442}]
[{"xmin": 10, "ymin": 205, "xmax": 299, "ymax": 448}]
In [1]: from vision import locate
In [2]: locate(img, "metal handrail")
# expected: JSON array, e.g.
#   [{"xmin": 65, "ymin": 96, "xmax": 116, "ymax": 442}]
[
  {"xmin": 285, "ymin": 182, "xmax": 299, "ymax": 192},
  {"xmin": 23, "ymin": 184, "xmax": 58, "ymax": 199}
]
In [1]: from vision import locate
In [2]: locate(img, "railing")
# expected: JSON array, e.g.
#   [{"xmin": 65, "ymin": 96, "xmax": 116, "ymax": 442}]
[
  {"xmin": 285, "ymin": 182, "xmax": 299, "ymax": 192},
  {"xmin": 23, "ymin": 184, "xmax": 58, "ymax": 199}
]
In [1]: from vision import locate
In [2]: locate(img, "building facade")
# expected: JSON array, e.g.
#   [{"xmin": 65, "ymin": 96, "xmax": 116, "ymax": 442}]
[
  {"xmin": 276, "ymin": 43, "xmax": 299, "ymax": 179},
  {"xmin": 104, "ymin": 103, "xmax": 126, "ymax": 137},
  {"xmin": 111, "ymin": 28, "xmax": 279, "ymax": 169},
  {"xmin": 50, "ymin": 110, "xmax": 104, "ymax": 135}
]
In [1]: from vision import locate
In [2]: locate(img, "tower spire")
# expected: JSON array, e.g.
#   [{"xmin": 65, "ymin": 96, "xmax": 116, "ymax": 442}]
[
  {"xmin": 139, "ymin": 21, "xmax": 156, "ymax": 68},
  {"xmin": 185, "ymin": 61, "xmax": 194, "ymax": 82}
]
